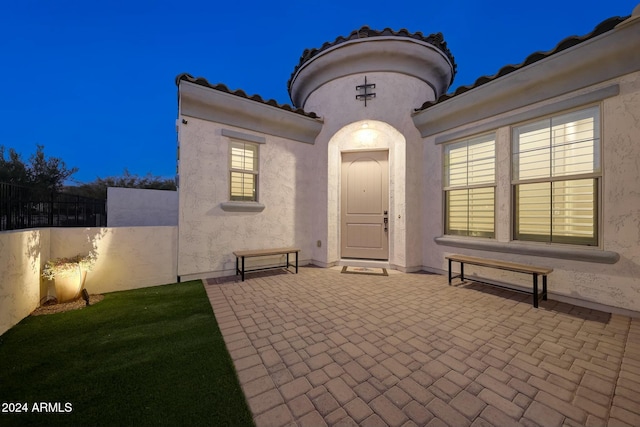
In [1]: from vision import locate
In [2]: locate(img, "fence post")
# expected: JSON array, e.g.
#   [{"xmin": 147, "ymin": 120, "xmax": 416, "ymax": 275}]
[{"xmin": 49, "ymin": 192, "xmax": 54, "ymax": 226}]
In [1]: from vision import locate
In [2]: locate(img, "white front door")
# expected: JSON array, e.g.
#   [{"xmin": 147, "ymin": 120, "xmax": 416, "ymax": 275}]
[{"xmin": 340, "ymin": 151, "xmax": 389, "ymax": 259}]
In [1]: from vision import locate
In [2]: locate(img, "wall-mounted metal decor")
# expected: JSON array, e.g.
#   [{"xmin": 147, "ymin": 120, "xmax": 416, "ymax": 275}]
[{"xmin": 356, "ymin": 76, "xmax": 376, "ymax": 107}]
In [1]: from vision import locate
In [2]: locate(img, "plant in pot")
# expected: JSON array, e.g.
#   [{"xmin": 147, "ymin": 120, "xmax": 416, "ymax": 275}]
[{"xmin": 42, "ymin": 253, "xmax": 96, "ymax": 303}]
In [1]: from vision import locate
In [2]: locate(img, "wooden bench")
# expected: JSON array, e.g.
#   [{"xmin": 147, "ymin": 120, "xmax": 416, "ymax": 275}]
[
  {"xmin": 445, "ymin": 254, "xmax": 552, "ymax": 308},
  {"xmin": 234, "ymin": 247, "xmax": 300, "ymax": 281}
]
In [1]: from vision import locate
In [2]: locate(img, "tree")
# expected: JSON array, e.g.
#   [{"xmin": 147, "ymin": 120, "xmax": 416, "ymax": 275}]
[
  {"xmin": 65, "ymin": 169, "xmax": 177, "ymax": 200},
  {"xmin": 0, "ymin": 145, "xmax": 78, "ymax": 193},
  {"xmin": 1, "ymin": 145, "xmax": 175, "ymax": 200},
  {"xmin": 29, "ymin": 145, "xmax": 79, "ymax": 193},
  {"xmin": 0, "ymin": 146, "xmax": 29, "ymax": 185}
]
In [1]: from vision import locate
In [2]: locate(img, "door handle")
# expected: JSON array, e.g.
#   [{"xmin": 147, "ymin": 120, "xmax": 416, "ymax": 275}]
[{"xmin": 383, "ymin": 211, "xmax": 388, "ymax": 232}]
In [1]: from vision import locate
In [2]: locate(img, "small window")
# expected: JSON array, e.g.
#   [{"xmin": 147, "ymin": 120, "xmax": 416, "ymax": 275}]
[
  {"xmin": 512, "ymin": 106, "xmax": 600, "ymax": 245},
  {"xmin": 444, "ymin": 134, "xmax": 496, "ymax": 238},
  {"xmin": 230, "ymin": 141, "xmax": 258, "ymax": 202}
]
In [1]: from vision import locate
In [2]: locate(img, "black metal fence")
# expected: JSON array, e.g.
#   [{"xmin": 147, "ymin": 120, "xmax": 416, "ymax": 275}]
[{"xmin": 0, "ymin": 182, "xmax": 106, "ymax": 231}]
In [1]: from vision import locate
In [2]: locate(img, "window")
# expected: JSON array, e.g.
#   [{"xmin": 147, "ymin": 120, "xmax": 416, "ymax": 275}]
[
  {"xmin": 230, "ymin": 141, "xmax": 258, "ymax": 201},
  {"xmin": 512, "ymin": 106, "xmax": 600, "ymax": 245},
  {"xmin": 444, "ymin": 134, "xmax": 496, "ymax": 238}
]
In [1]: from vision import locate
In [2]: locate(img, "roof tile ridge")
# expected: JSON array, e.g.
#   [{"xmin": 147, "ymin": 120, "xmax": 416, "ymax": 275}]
[
  {"xmin": 287, "ymin": 26, "xmax": 457, "ymax": 104},
  {"xmin": 176, "ymin": 73, "xmax": 318, "ymax": 119},
  {"xmin": 415, "ymin": 15, "xmax": 629, "ymax": 112}
]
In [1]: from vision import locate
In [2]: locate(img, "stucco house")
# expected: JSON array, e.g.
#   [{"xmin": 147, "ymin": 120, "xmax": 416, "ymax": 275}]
[{"xmin": 176, "ymin": 4, "xmax": 640, "ymax": 314}]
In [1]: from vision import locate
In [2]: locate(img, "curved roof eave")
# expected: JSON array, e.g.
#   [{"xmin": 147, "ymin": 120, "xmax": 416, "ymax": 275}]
[{"xmin": 287, "ymin": 26, "xmax": 457, "ymax": 97}]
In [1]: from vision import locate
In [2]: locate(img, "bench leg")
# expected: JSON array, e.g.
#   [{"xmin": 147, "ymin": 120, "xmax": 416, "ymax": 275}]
[
  {"xmin": 236, "ymin": 256, "xmax": 239, "ymax": 277},
  {"xmin": 449, "ymin": 260, "xmax": 464, "ymax": 284},
  {"xmin": 286, "ymin": 253, "xmax": 290, "ymax": 271},
  {"xmin": 295, "ymin": 251, "xmax": 298, "ymax": 273},
  {"xmin": 241, "ymin": 256, "xmax": 245, "ymax": 282},
  {"xmin": 533, "ymin": 273, "xmax": 539, "ymax": 308},
  {"xmin": 543, "ymin": 275, "xmax": 548, "ymax": 301}
]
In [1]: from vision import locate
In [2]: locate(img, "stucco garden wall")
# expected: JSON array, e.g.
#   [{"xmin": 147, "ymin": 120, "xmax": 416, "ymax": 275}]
[
  {"xmin": 177, "ymin": 119, "xmax": 317, "ymax": 279},
  {"xmin": 0, "ymin": 226, "xmax": 177, "ymax": 335},
  {"xmin": 0, "ymin": 229, "xmax": 46, "ymax": 336},
  {"xmin": 421, "ymin": 72, "xmax": 640, "ymax": 313},
  {"xmin": 49, "ymin": 227, "xmax": 178, "ymax": 294},
  {"xmin": 107, "ymin": 187, "xmax": 178, "ymax": 227}
]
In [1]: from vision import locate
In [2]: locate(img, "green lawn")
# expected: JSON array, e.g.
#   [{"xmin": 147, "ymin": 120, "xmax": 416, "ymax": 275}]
[{"xmin": 0, "ymin": 281, "xmax": 254, "ymax": 427}]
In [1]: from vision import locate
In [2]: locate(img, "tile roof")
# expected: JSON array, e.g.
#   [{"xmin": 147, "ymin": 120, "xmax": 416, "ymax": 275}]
[
  {"xmin": 175, "ymin": 73, "xmax": 319, "ymax": 119},
  {"xmin": 287, "ymin": 26, "xmax": 457, "ymax": 94},
  {"xmin": 415, "ymin": 15, "xmax": 629, "ymax": 112}
]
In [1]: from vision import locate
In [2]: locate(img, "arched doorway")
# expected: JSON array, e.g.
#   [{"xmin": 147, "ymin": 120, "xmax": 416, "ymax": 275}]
[{"xmin": 327, "ymin": 120, "xmax": 406, "ymax": 266}]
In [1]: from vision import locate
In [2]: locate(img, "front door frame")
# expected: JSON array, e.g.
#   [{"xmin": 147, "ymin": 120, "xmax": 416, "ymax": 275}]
[{"xmin": 340, "ymin": 149, "xmax": 390, "ymax": 260}]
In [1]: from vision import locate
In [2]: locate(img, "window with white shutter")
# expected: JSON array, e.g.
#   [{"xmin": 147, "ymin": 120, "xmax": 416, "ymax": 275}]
[
  {"xmin": 512, "ymin": 106, "xmax": 600, "ymax": 245},
  {"xmin": 230, "ymin": 141, "xmax": 259, "ymax": 202},
  {"xmin": 444, "ymin": 134, "xmax": 496, "ymax": 238}
]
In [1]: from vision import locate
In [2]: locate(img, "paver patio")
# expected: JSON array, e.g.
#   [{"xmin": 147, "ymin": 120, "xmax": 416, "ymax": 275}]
[{"xmin": 204, "ymin": 266, "xmax": 640, "ymax": 427}]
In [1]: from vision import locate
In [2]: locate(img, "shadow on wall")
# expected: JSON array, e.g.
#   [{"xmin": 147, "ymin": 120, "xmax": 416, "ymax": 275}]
[
  {"xmin": 83, "ymin": 228, "xmax": 108, "ymax": 266},
  {"xmin": 0, "ymin": 229, "xmax": 47, "ymax": 335},
  {"xmin": 26, "ymin": 230, "xmax": 41, "ymax": 275}
]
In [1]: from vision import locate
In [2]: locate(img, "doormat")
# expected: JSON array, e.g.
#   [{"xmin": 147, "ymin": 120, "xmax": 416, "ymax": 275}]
[{"xmin": 341, "ymin": 266, "xmax": 388, "ymax": 276}]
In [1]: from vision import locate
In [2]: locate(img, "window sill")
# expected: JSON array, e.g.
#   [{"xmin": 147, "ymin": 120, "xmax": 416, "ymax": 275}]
[
  {"xmin": 220, "ymin": 201, "xmax": 265, "ymax": 212},
  {"xmin": 434, "ymin": 236, "xmax": 619, "ymax": 264}
]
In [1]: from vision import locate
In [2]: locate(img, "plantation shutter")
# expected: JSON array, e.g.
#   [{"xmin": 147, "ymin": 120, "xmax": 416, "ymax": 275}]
[
  {"xmin": 513, "ymin": 106, "xmax": 599, "ymax": 245},
  {"xmin": 230, "ymin": 141, "xmax": 258, "ymax": 201},
  {"xmin": 444, "ymin": 134, "xmax": 495, "ymax": 237}
]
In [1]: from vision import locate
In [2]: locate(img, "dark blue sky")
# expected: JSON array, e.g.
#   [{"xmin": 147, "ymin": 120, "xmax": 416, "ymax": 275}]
[{"xmin": 1, "ymin": 0, "xmax": 637, "ymax": 183}]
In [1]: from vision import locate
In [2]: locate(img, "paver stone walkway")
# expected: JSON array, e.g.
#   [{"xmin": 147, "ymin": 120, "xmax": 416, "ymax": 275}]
[{"xmin": 205, "ymin": 267, "xmax": 640, "ymax": 427}]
